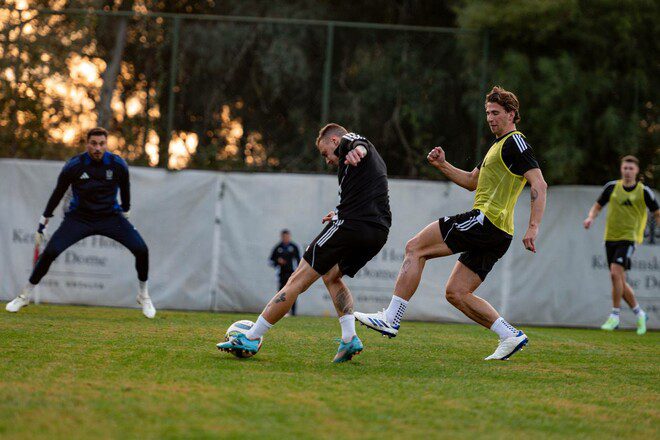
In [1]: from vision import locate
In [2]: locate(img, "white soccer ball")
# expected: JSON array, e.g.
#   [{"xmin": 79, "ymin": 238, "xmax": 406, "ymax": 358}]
[{"xmin": 224, "ymin": 320, "xmax": 262, "ymax": 358}]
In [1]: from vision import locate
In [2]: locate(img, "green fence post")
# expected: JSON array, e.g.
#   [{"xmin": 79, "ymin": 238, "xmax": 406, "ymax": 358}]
[
  {"xmin": 321, "ymin": 22, "xmax": 334, "ymax": 124},
  {"xmin": 475, "ymin": 30, "xmax": 489, "ymax": 163},
  {"xmin": 163, "ymin": 16, "xmax": 181, "ymax": 169}
]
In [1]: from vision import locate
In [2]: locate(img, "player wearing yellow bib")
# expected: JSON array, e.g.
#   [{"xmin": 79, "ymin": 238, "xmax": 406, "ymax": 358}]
[
  {"xmin": 583, "ymin": 156, "xmax": 659, "ymax": 335},
  {"xmin": 356, "ymin": 86, "xmax": 548, "ymax": 360}
]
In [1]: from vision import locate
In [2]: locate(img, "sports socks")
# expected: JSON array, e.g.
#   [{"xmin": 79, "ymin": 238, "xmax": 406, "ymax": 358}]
[
  {"xmin": 246, "ymin": 315, "xmax": 272, "ymax": 340},
  {"xmin": 490, "ymin": 317, "xmax": 518, "ymax": 339},
  {"xmin": 138, "ymin": 280, "xmax": 149, "ymax": 298},
  {"xmin": 385, "ymin": 296, "xmax": 408, "ymax": 327},
  {"xmin": 610, "ymin": 308, "xmax": 621, "ymax": 320},
  {"xmin": 632, "ymin": 306, "xmax": 645, "ymax": 317},
  {"xmin": 21, "ymin": 282, "xmax": 36, "ymax": 297},
  {"xmin": 339, "ymin": 314, "xmax": 356, "ymax": 343}
]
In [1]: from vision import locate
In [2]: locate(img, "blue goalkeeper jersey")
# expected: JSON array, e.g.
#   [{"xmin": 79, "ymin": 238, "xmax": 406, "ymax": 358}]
[{"xmin": 43, "ymin": 151, "xmax": 130, "ymax": 218}]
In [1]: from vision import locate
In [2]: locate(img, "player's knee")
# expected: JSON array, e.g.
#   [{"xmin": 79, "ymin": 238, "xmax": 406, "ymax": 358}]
[
  {"xmin": 322, "ymin": 272, "xmax": 340, "ymax": 287},
  {"xmin": 609, "ymin": 266, "xmax": 623, "ymax": 280},
  {"xmin": 445, "ymin": 284, "xmax": 466, "ymax": 306},
  {"xmin": 405, "ymin": 236, "xmax": 421, "ymax": 258}
]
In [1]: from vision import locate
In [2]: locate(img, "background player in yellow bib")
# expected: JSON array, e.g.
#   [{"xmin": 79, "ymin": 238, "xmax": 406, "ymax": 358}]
[
  {"xmin": 583, "ymin": 156, "xmax": 659, "ymax": 335},
  {"xmin": 356, "ymin": 86, "xmax": 547, "ymax": 360}
]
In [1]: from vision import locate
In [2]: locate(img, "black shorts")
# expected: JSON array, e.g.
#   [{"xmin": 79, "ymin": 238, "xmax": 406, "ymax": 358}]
[
  {"xmin": 303, "ymin": 219, "xmax": 388, "ymax": 277},
  {"xmin": 605, "ymin": 240, "xmax": 635, "ymax": 271},
  {"xmin": 438, "ymin": 209, "xmax": 512, "ymax": 281}
]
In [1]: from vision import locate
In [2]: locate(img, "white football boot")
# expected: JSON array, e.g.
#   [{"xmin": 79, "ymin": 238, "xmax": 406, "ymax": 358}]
[
  {"xmin": 354, "ymin": 309, "xmax": 399, "ymax": 338},
  {"xmin": 484, "ymin": 331, "xmax": 528, "ymax": 360},
  {"xmin": 6, "ymin": 290, "xmax": 31, "ymax": 313},
  {"xmin": 137, "ymin": 294, "xmax": 156, "ymax": 319}
]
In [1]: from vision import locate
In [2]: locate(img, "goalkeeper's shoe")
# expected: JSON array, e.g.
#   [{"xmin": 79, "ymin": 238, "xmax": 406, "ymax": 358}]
[
  {"xmin": 484, "ymin": 331, "xmax": 528, "ymax": 360},
  {"xmin": 5, "ymin": 291, "xmax": 30, "ymax": 313},
  {"xmin": 600, "ymin": 316, "xmax": 619, "ymax": 331},
  {"xmin": 354, "ymin": 310, "xmax": 399, "ymax": 338},
  {"xmin": 332, "ymin": 335, "xmax": 363, "ymax": 363},
  {"xmin": 636, "ymin": 313, "xmax": 648, "ymax": 336},
  {"xmin": 137, "ymin": 294, "xmax": 156, "ymax": 319},
  {"xmin": 217, "ymin": 333, "xmax": 262, "ymax": 356}
]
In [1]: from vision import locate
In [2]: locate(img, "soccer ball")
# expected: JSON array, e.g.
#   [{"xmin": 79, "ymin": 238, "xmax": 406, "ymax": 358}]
[{"xmin": 224, "ymin": 320, "xmax": 262, "ymax": 358}]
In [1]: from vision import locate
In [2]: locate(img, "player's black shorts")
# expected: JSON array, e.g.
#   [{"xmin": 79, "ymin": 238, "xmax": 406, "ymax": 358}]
[
  {"xmin": 605, "ymin": 240, "xmax": 635, "ymax": 271},
  {"xmin": 438, "ymin": 209, "xmax": 512, "ymax": 281},
  {"xmin": 303, "ymin": 219, "xmax": 388, "ymax": 277}
]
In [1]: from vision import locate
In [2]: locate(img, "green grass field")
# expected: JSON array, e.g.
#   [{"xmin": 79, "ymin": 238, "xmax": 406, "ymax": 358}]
[{"xmin": 0, "ymin": 304, "xmax": 658, "ymax": 439}]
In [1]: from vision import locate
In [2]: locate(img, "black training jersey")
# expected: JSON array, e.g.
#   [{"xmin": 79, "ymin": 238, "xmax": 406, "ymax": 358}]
[
  {"xmin": 478, "ymin": 131, "xmax": 539, "ymax": 175},
  {"xmin": 334, "ymin": 133, "xmax": 391, "ymax": 230},
  {"xmin": 597, "ymin": 181, "xmax": 659, "ymax": 211},
  {"xmin": 269, "ymin": 241, "xmax": 301, "ymax": 277},
  {"xmin": 43, "ymin": 151, "xmax": 130, "ymax": 218}
]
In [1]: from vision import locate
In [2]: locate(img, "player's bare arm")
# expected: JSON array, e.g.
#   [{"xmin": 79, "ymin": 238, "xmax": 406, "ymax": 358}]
[
  {"xmin": 583, "ymin": 203, "xmax": 603, "ymax": 229},
  {"xmin": 522, "ymin": 168, "xmax": 547, "ymax": 253},
  {"xmin": 427, "ymin": 146, "xmax": 479, "ymax": 191}
]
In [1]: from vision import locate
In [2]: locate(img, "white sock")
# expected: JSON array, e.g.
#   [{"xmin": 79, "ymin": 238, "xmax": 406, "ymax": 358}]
[
  {"xmin": 138, "ymin": 281, "xmax": 149, "ymax": 298},
  {"xmin": 22, "ymin": 283, "xmax": 36, "ymax": 297},
  {"xmin": 385, "ymin": 296, "xmax": 408, "ymax": 326},
  {"xmin": 490, "ymin": 317, "xmax": 518, "ymax": 339},
  {"xmin": 610, "ymin": 308, "xmax": 620, "ymax": 320},
  {"xmin": 339, "ymin": 314, "xmax": 356, "ymax": 343},
  {"xmin": 632, "ymin": 306, "xmax": 644, "ymax": 317},
  {"xmin": 246, "ymin": 315, "xmax": 272, "ymax": 340}
]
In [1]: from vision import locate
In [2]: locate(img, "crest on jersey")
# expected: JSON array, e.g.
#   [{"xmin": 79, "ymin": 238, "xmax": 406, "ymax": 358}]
[{"xmin": 106, "ymin": 169, "xmax": 113, "ymax": 180}]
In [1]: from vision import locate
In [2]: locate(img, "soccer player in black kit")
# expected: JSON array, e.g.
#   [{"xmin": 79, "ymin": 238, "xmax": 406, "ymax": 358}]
[
  {"xmin": 5, "ymin": 128, "xmax": 156, "ymax": 319},
  {"xmin": 218, "ymin": 123, "xmax": 391, "ymax": 362}
]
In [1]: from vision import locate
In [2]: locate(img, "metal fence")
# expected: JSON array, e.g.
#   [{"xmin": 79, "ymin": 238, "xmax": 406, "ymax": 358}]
[{"xmin": 1, "ymin": 7, "xmax": 489, "ymax": 175}]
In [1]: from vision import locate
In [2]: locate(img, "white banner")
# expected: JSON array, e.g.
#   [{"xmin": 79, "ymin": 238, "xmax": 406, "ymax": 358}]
[{"xmin": 1, "ymin": 159, "xmax": 657, "ymax": 329}]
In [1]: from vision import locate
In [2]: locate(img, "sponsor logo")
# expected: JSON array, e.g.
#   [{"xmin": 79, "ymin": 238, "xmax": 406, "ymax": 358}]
[
  {"xmin": 80, "ymin": 172, "xmax": 89, "ymax": 179},
  {"xmin": 621, "ymin": 199, "xmax": 633, "ymax": 207}
]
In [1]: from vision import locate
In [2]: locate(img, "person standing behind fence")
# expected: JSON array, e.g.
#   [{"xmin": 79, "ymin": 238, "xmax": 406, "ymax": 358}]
[
  {"xmin": 269, "ymin": 229, "xmax": 301, "ymax": 316},
  {"xmin": 584, "ymin": 155, "xmax": 659, "ymax": 335}
]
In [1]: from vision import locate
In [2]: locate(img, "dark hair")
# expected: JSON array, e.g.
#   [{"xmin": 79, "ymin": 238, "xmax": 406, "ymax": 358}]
[
  {"xmin": 86, "ymin": 127, "xmax": 109, "ymax": 141},
  {"xmin": 485, "ymin": 86, "xmax": 521, "ymax": 123},
  {"xmin": 281, "ymin": 229, "xmax": 290, "ymax": 235},
  {"xmin": 621, "ymin": 155, "xmax": 639, "ymax": 165},
  {"xmin": 316, "ymin": 123, "xmax": 347, "ymax": 146}
]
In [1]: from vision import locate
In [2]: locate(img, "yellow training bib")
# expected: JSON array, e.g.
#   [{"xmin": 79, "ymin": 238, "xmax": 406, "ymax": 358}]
[
  {"xmin": 473, "ymin": 131, "xmax": 527, "ymax": 235},
  {"xmin": 604, "ymin": 181, "xmax": 647, "ymax": 244}
]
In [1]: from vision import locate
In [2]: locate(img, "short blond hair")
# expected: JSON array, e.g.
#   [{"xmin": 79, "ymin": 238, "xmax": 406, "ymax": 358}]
[
  {"xmin": 621, "ymin": 155, "xmax": 639, "ymax": 165},
  {"xmin": 316, "ymin": 123, "xmax": 347, "ymax": 146}
]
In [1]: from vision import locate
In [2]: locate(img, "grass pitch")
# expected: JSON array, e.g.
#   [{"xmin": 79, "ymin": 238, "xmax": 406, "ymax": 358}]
[{"xmin": 0, "ymin": 304, "xmax": 658, "ymax": 439}]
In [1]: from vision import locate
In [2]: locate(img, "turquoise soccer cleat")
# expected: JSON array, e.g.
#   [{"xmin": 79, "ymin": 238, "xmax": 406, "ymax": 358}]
[
  {"xmin": 217, "ymin": 333, "xmax": 262, "ymax": 358},
  {"xmin": 332, "ymin": 335, "xmax": 364, "ymax": 363}
]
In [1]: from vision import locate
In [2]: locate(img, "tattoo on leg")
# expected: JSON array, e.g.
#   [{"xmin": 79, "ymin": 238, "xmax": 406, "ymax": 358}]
[
  {"xmin": 399, "ymin": 258, "xmax": 412, "ymax": 276},
  {"xmin": 334, "ymin": 287, "xmax": 354, "ymax": 315},
  {"xmin": 274, "ymin": 292, "xmax": 287, "ymax": 303},
  {"xmin": 530, "ymin": 188, "xmax": 539, "ymax": 202}
]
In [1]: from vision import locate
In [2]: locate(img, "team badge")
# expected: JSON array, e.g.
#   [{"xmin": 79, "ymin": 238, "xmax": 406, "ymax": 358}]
[{"xmin": 106, "ymin": 169, "xmax": 113, "ymax": 180}]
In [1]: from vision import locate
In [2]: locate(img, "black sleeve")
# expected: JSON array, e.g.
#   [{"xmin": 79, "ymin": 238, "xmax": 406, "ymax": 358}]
[
  {"xmin": 597, "ymin": 182, "xmax": 616, "ymax": 207},
  {"xmin": 269, "ymin": 245, "xmax": 278, "ymax": 266},
  {"xmin": 339, "ymin": 133, "xmax": 370, "ymax": 158},
  {"xmin": 502, "ymin": 136, "xmax": 539, "ymax": 176},
  {"xmin": 643, "ymin": 186, "xmax": 659, "ymax": 211},
  {"xmin": 42, "ymin": 164, "xmax": 72, "ymax": 217},
  {"xmin": 118, "ymin": 162, "xmax": 130, "ymax": 212}
]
